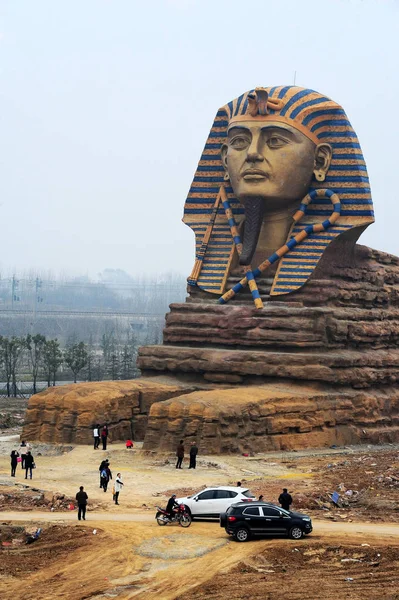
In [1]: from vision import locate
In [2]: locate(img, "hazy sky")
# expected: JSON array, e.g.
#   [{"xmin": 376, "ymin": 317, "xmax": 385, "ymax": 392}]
[{"xmin": 1, "ymin": 0, "xmax": 398, "ymax": 278}]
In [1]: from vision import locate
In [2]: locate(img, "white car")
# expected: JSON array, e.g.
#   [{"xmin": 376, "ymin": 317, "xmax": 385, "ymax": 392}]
[{"xmin": 177, "ymin": 486, "xmax": 255, "ymax": 519}]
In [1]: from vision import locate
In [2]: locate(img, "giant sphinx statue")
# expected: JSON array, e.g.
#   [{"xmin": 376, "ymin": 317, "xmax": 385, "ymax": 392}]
[
  {"xmin": 23, "ymin": 85, "xmax": 399, "ymax": 452},
  {"xmin": 184, "ymin": 86, "xmax": 374, "ymax": 306}
]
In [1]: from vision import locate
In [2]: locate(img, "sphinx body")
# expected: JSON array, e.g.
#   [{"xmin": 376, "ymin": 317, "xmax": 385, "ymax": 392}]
[{"xmin": 136, "ymin": 86, "xmax": 399, "ymax": 452}]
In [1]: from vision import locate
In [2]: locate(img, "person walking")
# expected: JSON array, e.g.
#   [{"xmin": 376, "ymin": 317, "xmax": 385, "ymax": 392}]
[
  {"xmin": 278, "ymin": 488, "xmax": 293, "ymax": 511},
  {"xmin": 93, "ymin": 424, "xmax": 100, "ymax": 449},
  {"xmin": 113, "ymin": 473, "xmax": 124, "ymax": 505},
  {"xmin": 101, "ymin": 424, "xmax": 109, "ymax": 450},
  {"xmin": 99, "ymin": 459, "xmax": 109, "ymax": 488},
  {"xmin": 10, "ymin": 450, "xmax": 19, "ymax": 477},
  {"xmin": 176, "ymin": 440, "xmax": 184, "ymax": 469},
  {"xmin": 101, "ymin": 464, "xmax": 112, "ymax": 492},
  {"xmin": 25, "ymin": 451, "xmax": 34, "ymax": 480},
  {"xmin": 189, "ymin": 441, "xmax": 198, "ymax": 469},
  {"xmin": 76, "ymin": 486, "xmax": 88, "ymax": 520}
]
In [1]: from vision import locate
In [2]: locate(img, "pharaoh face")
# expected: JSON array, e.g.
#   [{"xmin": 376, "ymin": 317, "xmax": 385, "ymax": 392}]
[
  {"xmin": 221, "ymin": 119, "xmax": 332, "ymax": 265},
  {"xmin": 221, "ymin": 121, "xmax": 317, "ymax": 212}
]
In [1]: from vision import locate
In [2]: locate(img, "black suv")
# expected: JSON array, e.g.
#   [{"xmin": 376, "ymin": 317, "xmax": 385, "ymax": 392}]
[{"xmin": 220, "ymin": 501, "xmax": 312, "ymax": 542}]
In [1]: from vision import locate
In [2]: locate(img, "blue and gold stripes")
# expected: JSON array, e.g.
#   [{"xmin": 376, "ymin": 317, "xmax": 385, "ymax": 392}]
[{"xmin": 183, "ymin": 86, "xmax": 374, "ymax": 297}]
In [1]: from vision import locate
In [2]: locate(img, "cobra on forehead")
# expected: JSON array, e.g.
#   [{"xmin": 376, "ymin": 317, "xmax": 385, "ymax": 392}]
[{"xmin": 227, "ymin": 88, "xmax": 320, "ymax": 145}]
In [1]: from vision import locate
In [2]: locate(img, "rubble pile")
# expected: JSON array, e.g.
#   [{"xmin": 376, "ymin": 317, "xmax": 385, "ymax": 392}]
[{"xmin": 0, "ymin": 488, "xmax": 76, "ymax": 511}]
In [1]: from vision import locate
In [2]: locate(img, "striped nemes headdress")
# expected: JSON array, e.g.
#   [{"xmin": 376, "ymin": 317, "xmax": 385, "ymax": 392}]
[{"xmin": 183, "ymin": 86, "xmax": 374, "ymax": 296}]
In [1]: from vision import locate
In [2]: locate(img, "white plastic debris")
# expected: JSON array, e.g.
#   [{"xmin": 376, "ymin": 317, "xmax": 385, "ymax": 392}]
[{"xmin": 92, "ymin": 529, "xmax": 97, "ymax": 535}]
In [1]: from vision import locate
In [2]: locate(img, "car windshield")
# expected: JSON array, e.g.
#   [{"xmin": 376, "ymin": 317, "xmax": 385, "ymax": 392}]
[{"xmin": 241, "ymin": 490, "xmax": 255, "ymax": 498}]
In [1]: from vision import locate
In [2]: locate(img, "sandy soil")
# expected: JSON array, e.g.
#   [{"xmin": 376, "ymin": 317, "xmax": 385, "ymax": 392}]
[{"xmin": 1, "ymin": 435, "xmax": 399, "ymax": 599}]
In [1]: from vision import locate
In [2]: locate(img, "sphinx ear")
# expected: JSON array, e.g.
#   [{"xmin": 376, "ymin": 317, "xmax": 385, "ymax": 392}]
[
  {"xmin": 313, "ymin": 143, "xmax": 333, "ymax": 182},
  {"xmin": 221, "ymin": 143, "xmax": 228, "ymax": 172}
]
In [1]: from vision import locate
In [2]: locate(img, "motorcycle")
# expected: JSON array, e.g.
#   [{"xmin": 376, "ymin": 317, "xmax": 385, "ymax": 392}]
[{"xmin": 155, "ymin": 504, "xmax": 192, "ymax": 527}]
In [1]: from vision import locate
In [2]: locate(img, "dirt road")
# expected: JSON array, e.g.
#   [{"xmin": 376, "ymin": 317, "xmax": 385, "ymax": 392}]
[{"xmin": 1, "ymin": 511, "xmax": 399, "ymax": 539}]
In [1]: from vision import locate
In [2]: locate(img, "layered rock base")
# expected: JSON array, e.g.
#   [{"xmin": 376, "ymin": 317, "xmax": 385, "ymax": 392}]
[
  {"xmin": 143, "ymin": 384, "xmax": 399, "ymax": 453},
  {"xmin": 23, "ymin": 244, "xmax": 399, "ymax": 452}
]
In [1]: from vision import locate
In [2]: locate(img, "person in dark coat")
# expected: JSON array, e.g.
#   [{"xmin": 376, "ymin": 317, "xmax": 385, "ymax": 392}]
[
  {"xmin": 176, "ymin": 440, "xmax": 184, "ymax": 469},
  {"xmin": 189, "ymin": 442, "xmax": 198, "ymax": 469},
  {"xmin": 99, "ymin": 459, "xmax": 109, "ymax": 488},
  {"xmin": 10, "ymin": 450, "xmax": 19, "ymax": 477},
  {"xmin": 101, "ymin": 465, "xmax": 112, "ymax": 492},
  {"xmin": 101, "ymin": 424, "xmax": 109, "ymax": 450},
  {"xmin": 25, "ymin": 451, "xmax": 34, "ymax": 480},
  {"xmin": 166, "ymin": 494, "xmax": 178, "ymax": 519},
  {"xmin": 76, "ymin": 486, "xmax": 88, "ymax": 520},
  {"xmin": 278, "ymin": 488, "xmax": 293, "ymax": 511}
]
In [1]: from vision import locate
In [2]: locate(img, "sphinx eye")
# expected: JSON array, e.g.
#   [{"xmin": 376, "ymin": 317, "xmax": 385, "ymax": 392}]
[
  {"xmin": 229, "ymin": 136, "xmax": 250, "ymax": 150},
  {"xmin": 267, "ymin": 135, "xmax": 289, "ymax": 148}
]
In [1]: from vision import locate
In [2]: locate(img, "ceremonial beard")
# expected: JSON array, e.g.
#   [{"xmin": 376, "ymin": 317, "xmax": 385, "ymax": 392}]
[{"xmin": 239, "ymin": 197, "xmax": 264, "ymax": 266}]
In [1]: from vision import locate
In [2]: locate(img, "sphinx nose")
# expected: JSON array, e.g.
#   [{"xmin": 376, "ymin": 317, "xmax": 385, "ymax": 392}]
[
  {"xmin": 246, "ymin": 136, "xmax": 264, "ymax": 162},
  {"xmin": 247, "ymin": 150, "xmax": 263, "ymax": 162}
]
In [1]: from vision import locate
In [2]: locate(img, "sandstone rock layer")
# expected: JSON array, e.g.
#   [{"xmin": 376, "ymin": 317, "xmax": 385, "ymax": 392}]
[
  {"xmin": 143, "ymin": 384, "xmax": 399, "ymax": 453},
  {"xmin": 22, "ymin": 379, "xmax": 196, "ymax": 444}
]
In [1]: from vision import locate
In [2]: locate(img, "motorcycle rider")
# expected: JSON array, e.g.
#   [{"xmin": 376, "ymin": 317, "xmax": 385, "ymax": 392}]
[{"xmin": 166, "ymin": 494, "xmax": 179, "ymax": 520}]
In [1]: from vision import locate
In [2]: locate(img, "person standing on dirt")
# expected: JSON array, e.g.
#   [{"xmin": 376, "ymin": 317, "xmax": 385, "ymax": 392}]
[
  {"xmin": 19, "ymin": 441, "xmax": 30, "ymax": 469},
  {"xmin": 93, "ymin": 424, "xmax": 100, "ymax": 450},
  {"xmin": 76, "ymin": 486, "xmax": 88, "ymax": 520},
  {"xmin": 10, "ymin": 450, "xmax": 19, "ymax": 477},
  {"xmin": 278, "ymin": 488, "xmax": 293, "ymax": 511},
  {"xmin": 101, "ymin": 424, "xmax": 109, "ymax": 450},
  {"xmin": 25, "ymin": 451, "xmax": 34, "ymax": 480},
  {"xmin": 189, "ymin": 441, "xmax": 198, "ymax": 469},
  {"xmin": 176, "ymin": 440, "xmax": 184, "ymax": 469},
  {"xmin": 101, "ymin": 464, "xmax": 112, "ymax": 492},
  {"xmin": 113, "ymin": 473, "xmax": 124, "ymax": 505}
]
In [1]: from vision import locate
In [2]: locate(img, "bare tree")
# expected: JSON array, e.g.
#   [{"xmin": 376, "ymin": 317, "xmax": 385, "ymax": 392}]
[
  {"xmin": 0, "ymin": 336, "xmax": 26, "ymax": 397},
  {"xmin": 26, "ymin": 333, "xmax": 46, "ymax": 394},
  {"xmin": 42, "ymin": 339, "xmax": 63, "ymax": 387},
  {"xmin": 64, "ymin": 342, "xmax": 88, "ymax": 383}
]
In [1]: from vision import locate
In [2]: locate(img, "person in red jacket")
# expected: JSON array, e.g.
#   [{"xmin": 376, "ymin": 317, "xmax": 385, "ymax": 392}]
[{"xmin": 101, "ymin": 424, "xmax": 109, "ymax": 450}]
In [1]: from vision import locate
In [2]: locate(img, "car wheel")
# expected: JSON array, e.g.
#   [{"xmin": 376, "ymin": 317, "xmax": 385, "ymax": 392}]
[
  {"xmin": 289, "ymin": 527, "xmax": 304, "ymax": 540},
  {"xmin": 233, "ymin": 527, "xmax": 250, "ymax": 542}
]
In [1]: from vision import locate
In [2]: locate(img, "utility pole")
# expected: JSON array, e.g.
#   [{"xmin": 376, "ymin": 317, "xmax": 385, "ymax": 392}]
[
  {"xmin": 11, "ymin": 276, "xmax": 19, "ymax": 309},
  {"xmin": 35, "ymin": 277, "xmax": 43, "ymax": 317}
]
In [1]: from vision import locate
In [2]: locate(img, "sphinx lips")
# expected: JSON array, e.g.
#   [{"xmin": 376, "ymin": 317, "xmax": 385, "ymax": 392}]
[{"xmin": 242, "ymin": 170, "xmax": 269, "ymax": 181}]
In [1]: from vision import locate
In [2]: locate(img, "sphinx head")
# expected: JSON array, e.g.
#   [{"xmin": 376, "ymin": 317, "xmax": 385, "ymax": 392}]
[
  {"xmin": 221, "ymin": 88, "xmax": 332, "ymax": 264},
  {"xmin": 183, "ymin": 86, "xmax": 374, "ymax": 296}
]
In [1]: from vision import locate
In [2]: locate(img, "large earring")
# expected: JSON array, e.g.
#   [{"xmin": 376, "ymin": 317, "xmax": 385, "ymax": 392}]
[
  {"xmin": 315, "ymin": 171, "xmax": 325, "ymax": 182},
  {"xmin": 223, "ymin": 172, "xmax": 230, "ymax": 181}
]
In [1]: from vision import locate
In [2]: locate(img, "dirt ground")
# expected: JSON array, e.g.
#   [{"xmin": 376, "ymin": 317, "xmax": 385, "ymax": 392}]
[{"xmin": 1, "ymin": 432, "xmax": 399, "ymax": 599}]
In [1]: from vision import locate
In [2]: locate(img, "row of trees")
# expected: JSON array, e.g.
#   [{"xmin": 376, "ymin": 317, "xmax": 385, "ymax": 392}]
[{"xmin": 0, "ymin": 332, "xmax": 141, "ymax": 397}]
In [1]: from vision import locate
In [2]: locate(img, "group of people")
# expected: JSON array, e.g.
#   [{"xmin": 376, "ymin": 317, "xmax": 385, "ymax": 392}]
[
  {"xmin": 75, "ymin": 458, "xmax": 125, "ymax": 520},
  {"xmin": 93, "ymin": 424, "xmax": 109, "ymax": 450},
  {"xmin": 98, "ymin": 458, "xmax": 124, "ymax": 504},
  {"xmin": 10, "ymin": 441, "xmax": 35, "ymax": 480},
  {"xmin": 176, "ymin": 440, "xmax": 198, "ymax": 469}
]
